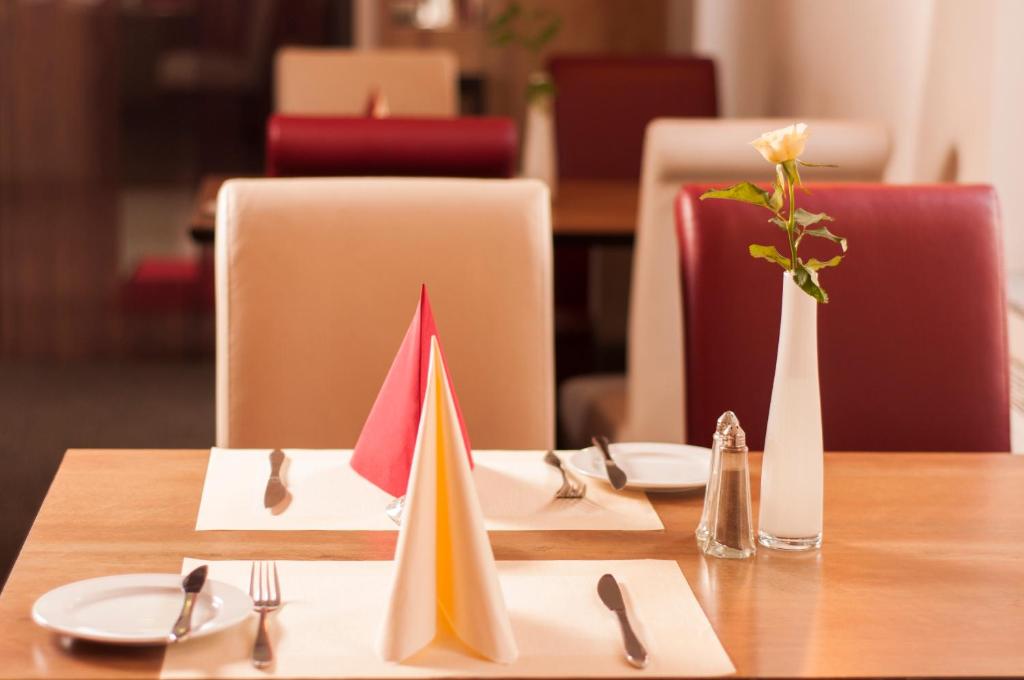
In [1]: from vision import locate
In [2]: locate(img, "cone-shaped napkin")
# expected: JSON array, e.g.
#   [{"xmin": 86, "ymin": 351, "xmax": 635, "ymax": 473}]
[
  {"xmin": 378, "ymin": 337, "xmax": 518, "ymax": 664},
  {"xmin": 351, "ymin": 286, "xmax": 471, "ymax": 497}
]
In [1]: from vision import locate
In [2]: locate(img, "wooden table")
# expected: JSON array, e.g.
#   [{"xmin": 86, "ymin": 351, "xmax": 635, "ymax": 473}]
[
  {"xmin": 188, "ymin": 176, "xmax": 639, "ymax": 244},
  {"xmin": 1, "ymin": 451, "xmax": 1022, "ymax": 678}
]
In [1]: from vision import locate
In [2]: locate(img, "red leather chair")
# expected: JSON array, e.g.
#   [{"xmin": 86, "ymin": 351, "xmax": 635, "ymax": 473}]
[
  {"xmin": 549, "ymin": 55, "xmax": 717, "ymax": 179},
  {"xmin": 677, "ymin": 183, "xmax": 1010, "ymax": 451},
  {"xmin": 265, "ymin": 115, "xmax": 518, "ymax": 178}
]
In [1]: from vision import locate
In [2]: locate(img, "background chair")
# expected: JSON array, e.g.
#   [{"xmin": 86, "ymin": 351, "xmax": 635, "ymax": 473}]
[
  {"xmin": 678, "ymin": 183, "xmax": 1009, "ymax": 451},
  {"xmin": 215, "ymin": 178, "xmax": 553, "ymax": 449},
  {"xmin": 265, "ymin": 115, "xmax": 517, "ymax": 178},
  {"xmin": 561, "ymin": 118, "xmax": 891, "ymax": 446},
  {"xmin": 274, "ymin": 47, "xmax": 458, "ymax": 116},
  {"xmin": 549, "ymin": 55, "xmax": 718, "ymax": 180},
  {"xmin": 546, "ymin": 55, "xmax": 719, "ymax": 391}
]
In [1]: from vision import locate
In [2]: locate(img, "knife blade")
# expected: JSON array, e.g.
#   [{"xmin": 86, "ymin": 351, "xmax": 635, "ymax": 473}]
[
  {"xmin": 263, "ymin": 449, "xmax": 288, "ymax": 509},
  {"xmin": 169, "ymin": 565, "xmax": 208, "ymax": 642},
  {"xmin": 597, "ymin": 573, "xmax": 648, "ymax": 669},
  {"xmin": 592, "ymin": 436, "xmax": 628, "ymax": 490}
]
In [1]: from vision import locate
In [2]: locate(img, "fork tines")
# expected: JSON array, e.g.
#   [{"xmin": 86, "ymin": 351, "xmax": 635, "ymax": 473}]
[
  {"xmin": 249, "ymin": 561, "xmax": 281, "ymax": 609},
  {"xmin": 557, "ymin": 477, "xmax": 587, "ymax": 499}
]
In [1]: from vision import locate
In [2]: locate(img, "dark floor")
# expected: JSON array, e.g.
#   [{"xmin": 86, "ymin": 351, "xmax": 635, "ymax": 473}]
[{"xmin": 0, "ymin": 360, "xmax": 215, "ymax": 588}]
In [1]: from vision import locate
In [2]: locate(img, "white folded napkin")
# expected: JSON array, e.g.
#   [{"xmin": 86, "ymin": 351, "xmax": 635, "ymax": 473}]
[{"xmin": 379, "ymin": 337, "xmax": 517, "ymax": 664}]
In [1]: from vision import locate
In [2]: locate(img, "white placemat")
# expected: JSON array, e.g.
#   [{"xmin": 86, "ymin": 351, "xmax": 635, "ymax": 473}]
[
  {"xmin": 195, "ymin": 449, "xmax": 664, "ymax": 531},
  {"xmin": 160, "ymin": 558, "xmax": 734, "ymax": 678}
]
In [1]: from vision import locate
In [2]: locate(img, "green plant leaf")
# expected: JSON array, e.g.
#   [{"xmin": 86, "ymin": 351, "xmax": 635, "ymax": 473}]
[
  {"xmin": 769, "ymin": 216, "xmax": 787, "ymax": 231},
  {"xmin": 749, "ymin": 244, "xmax": 791, "ymax": 270},
  {"xmin": 803, "ymin": 225, "xmax": 848, "ymax": 252},
  {"xmin": 699, "ymin": 182, "xmax": 773, "ymax": 209},
  {"xmin": 524, "ymin": 14, "xmax": 562, "ymax": 52},
  {"xmin": 525, "ymin": 79, "xmax": 556, "ymax": 103},
  {"xmin": 805, "ymin": 255, "xmax": 843, "ymax": 271},
  {"xmin": 792, "ymin": 265, "xmax": 829, "ymax": 303},
  {"xmin": 797, "ymin": 159, "xmax": 839, "ymax": 168},
  {"xmin": 793, "ymin": 208, "xmax": 833, "ymax": 227}
]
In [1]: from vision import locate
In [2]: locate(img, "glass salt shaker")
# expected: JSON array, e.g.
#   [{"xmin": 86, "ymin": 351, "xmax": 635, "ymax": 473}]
[
  {"xmin": 703, "ymin": 413, "xmax": 756, "ymax": 559},
  {"xmin": 695, "ymin": 411, "xmax": 734, "ymax": 548}
]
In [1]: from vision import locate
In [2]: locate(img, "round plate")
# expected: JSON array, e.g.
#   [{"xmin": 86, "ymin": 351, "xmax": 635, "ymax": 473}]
[
  {"xmin": 567, "ymin": 442, "xmax": 712, "ymax": 491},
  {"xmin": 32, "ymin": 573, "xmax": 252, "ymax": 645}
]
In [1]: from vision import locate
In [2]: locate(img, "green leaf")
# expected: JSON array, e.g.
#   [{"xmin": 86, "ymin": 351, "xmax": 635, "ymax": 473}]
[
  {"xmin": 749, "ymin": 244, "xmax": 791, "ymax": 270},
  {"xmin": 524, "ymin": 15, "xmax": 562, "ymax": 52},
  {"xmin": 525, "ymin": 79, "xmax": 556, "ymax": 103},
  {"xmin": 805, "ymin": 255, "xmax": 843, "ymax": 271},
  {"xmin": 797, "ymin": 160, "xmax": 839, "ymax": 168},
  {"xmin": 699, "ymin": 182, "xmax": 773, "ymax": 210},
  {"xmin": 792, "ymin": 265, "xmax": 829, "ymax": 303},
  {"xmin": 803, "ymin": 225, "xmax": 848, "ymax": 252},
  {"xmin": 769, "ymin": 216, "xmax": 787, "ymax": 231},
  {"xmin": 793, "ymin": 208, "xmax": 833, "ymax": 227}
]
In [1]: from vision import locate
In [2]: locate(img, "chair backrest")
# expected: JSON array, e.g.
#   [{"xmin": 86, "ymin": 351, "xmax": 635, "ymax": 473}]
[
  {"xmin": 274, "ymin": 47, "xmax": 458, "ymax": 116},
  {"xmin": 677, "ymin": 183, "xmax": 1009, "ymax": 452},
  {"xmin": 548, "ymin": 55, "xmax": 717, "ymax": 180},
  {"xmin": 215, "ymin": 178, "xmax": 554, "ymax": 449},
  {"xmin": 625, "ymin": 118, "xmax": 891, "ymax": 443},
  {"xmin": 265, "ymin": 115, "xmax": 518, "ymax": 178}
]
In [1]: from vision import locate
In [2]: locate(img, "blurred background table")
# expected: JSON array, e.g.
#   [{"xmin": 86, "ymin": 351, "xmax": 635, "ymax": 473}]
[{"xmin": 188, "ymin": 175, "xmax": 639, "ymax": 244}]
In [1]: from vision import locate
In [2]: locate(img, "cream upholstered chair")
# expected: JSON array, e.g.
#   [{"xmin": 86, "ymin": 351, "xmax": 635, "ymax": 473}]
[
  {"xmin": 560, "ymin": 119, "xmax": 890, "ymax": 446},
  {"xmin": 216, "ymin": 178, "xmax": 553, "ymax": 449},
  {"xmin": 274, "ymin": 47, "xmax": 458, "ymax": 116}
]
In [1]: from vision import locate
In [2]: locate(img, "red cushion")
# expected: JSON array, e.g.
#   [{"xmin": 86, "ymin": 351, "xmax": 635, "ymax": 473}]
[
  {"xmin": 549, "ymin": 55, "xmax": 717, "ymax": 180},
  {"xmin": 122, "ymin": 256, "xmax": 212, "ymax": 313},
  {"xmin": 265, "ymin": 115, "xmax": 518, "ymax": 178},
  {"xmin": 676, "ymin": 183, "xmax": 1009, "ymax": 451}
]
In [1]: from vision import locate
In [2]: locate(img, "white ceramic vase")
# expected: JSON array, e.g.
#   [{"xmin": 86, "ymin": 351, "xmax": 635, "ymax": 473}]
[
  {"xmin": 758, "ymin": 272, "xmax": 824, "ymax": 551},
  {"xmin": 520, "ymin": 94, "xmax": 558, "ymax": 196}
]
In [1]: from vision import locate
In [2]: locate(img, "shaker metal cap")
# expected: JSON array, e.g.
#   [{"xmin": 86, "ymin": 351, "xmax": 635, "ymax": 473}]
[{"xmin": 718, "ymin": 411, "xmax": 746, "ymax": 450}]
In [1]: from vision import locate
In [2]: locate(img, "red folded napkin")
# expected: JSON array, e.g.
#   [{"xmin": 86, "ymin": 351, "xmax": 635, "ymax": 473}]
[{"xmin": 350, "ymin": 285, "xmax": 472, "ymax": 497}]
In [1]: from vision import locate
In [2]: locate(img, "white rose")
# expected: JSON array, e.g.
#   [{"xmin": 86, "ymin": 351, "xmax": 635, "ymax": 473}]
[{"xmin": 750, "ymin": 123, "xmax": 809, "ymax": 164}]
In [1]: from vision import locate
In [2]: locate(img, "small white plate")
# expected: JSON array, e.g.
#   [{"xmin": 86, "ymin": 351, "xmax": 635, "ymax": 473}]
[
  {"xmin": 32, "ymin": 573, "xmax": 252, "ymax": 645},
  {"xmin": 567, "ymin": 442, "xmax": 712, "ymax": 491}
]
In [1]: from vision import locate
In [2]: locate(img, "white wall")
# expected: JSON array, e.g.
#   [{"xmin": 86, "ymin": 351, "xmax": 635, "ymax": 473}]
[
  {"xmin": 693, "ymin": 0, "xmax": 1024, "ymax": 276},
  {"xmin": 989, "ymin": 0, "xmax": 1024, "ymax": 278}
]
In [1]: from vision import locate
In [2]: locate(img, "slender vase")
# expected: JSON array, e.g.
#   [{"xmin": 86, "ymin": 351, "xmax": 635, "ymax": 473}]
[
  {"xmin": 758, "ymin": 272, "xmax": 824, "ymax": 551},
  {"xmin": 520, "ymin": 73, "xmax": 558, "ymax": 196}
]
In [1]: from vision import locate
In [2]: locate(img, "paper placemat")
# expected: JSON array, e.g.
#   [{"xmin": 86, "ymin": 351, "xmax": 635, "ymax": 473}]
[
  {"xmin": 161, "ymin": 558, "xmax": 734, "ymax": 678},
  {"xmin": 195, "ymin": 449, "xmax": 664, "ymax": 531}
]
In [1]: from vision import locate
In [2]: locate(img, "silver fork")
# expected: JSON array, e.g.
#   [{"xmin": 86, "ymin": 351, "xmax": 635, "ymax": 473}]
[
  {"xmin": 543, "ymin": 450, "xmax": 587, "ymax": 499},
  {"xmin": 249, "ymin": 561, "xmax": 281, "ymax": 669}
]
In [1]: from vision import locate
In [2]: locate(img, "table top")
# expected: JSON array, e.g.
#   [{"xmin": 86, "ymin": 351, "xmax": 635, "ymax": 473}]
[
  {"xmin": 187, "ymin": 176, "xmax": 638, "ymax": 244},
  {"xmin": 1, "ymin": 450, "xmax": 1022, "ymax": 678}
]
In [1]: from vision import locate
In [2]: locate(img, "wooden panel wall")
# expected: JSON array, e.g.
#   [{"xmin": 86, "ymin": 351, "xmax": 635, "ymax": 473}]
[
  {"xmin": 378, "ymin": 0, "xmax": 672, "ymax": 123},
  {"xmin": 0, "ymin": 0, "xmax": 120, "ymax": 358}
]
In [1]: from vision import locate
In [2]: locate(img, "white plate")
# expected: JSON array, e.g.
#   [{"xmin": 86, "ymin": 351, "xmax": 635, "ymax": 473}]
[
  {"xmin": 32, "ymin": 573, "xmax": 252, "ymax": 645},
  {"xmin": 567, "ymin": 442, "xmax": 712, "ymax": 491}
]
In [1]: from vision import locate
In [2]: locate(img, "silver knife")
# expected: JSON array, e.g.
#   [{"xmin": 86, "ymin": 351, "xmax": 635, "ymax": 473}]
[
  {"xmin": 597, "ymin": 573, "xmax": 648, "ymax": 668},
  {"xmin": 263, "ymin": 449, "xmax": 288, "ymax": 509},
  {"xmin": 592, "ymin": 436, "xmax": 628, "ymax": 490},
  {"xmin": 169, "ymin": 565, "xmax": 208, "ymax": 642}
]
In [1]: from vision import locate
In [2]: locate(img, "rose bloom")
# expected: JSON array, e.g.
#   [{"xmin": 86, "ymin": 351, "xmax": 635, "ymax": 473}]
[{"xmin": 751, "ymin": 123, "xmax": 809, "ymax": 164}]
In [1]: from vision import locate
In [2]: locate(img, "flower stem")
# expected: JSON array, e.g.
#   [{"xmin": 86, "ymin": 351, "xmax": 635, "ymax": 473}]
[{"xmin": 785, "ymin": 174, "xmax": 798, "ymax": 271}]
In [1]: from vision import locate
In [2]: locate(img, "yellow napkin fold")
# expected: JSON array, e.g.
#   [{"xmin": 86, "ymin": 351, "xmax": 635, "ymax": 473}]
[{"xmin": 379, "ymin": 337, "xmax": 518, "ymax": 664}]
